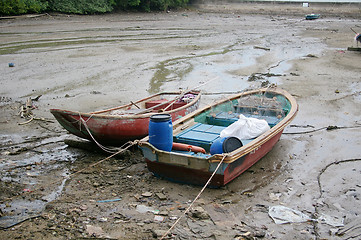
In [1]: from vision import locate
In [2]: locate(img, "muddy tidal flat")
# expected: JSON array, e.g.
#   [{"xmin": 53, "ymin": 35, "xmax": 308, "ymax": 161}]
[{"xmin": 1, "ymin": 3, "xmax": 361, "ymax": 239}]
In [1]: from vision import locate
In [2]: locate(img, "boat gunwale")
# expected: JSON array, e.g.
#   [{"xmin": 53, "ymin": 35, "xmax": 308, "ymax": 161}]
[
  {"xmin": 50, "ymin": 90, "xmax": 201, "ymax": 120},
  {"xmin": 139, "ymin": 87, "xmax": 298, "ymax": 164}
]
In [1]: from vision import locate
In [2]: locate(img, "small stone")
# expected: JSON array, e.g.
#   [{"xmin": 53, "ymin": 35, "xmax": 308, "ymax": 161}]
[
  {"xmin": 191, "ymin": 206, "xmax": 209, "ymax": 220},
  {"xmin": 154, "ymin": 215, "xmax": 164, "ymax": 222},
  {"xmin": 142, "ymin": 191, "xmax": 152, "ymax": 197},
  {"xmin": 86, "ymin": 225, "xmax": 105, "ymax": 237},
  {"xmin": 152, "ymin": 229, "xmax": 167, "ymax": 238},
  {"xmin": 159, "ymin": 211, "xmax": 169, "ymax": 216},
  {"xmin": 155, "ymin": 192, "xmax": 167, "ymax": 200}
]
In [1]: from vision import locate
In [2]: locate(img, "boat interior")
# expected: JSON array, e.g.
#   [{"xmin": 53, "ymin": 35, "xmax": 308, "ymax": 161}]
[
  {"xmin": 106, "ymin": 93, "xmax": 195, "ymax": 116},
  {"xmin": 171, "ymin": 93, "xmax": 291, "ymax": 157}
]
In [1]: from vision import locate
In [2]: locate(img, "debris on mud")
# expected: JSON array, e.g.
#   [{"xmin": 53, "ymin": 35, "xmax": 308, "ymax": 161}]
[{"xmin": 1, "ymin": 5, "xmax": 360, "ymax": 240}]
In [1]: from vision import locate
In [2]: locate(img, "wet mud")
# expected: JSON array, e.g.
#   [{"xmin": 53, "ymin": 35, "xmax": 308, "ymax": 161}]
[{"xmin": 1, "ymin": 3, "xmax": 361, "ymax": 239}]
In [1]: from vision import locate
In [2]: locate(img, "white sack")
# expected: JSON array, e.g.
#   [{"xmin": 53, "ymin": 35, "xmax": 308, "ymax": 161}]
[{"xmin": 220, "ymin": 114, "xmax": 270, "ymax": 140}]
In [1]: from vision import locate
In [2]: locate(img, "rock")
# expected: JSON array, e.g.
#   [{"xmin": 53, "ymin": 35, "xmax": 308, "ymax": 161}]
[
  {"xmin": 136, "ymin": 204, "xmax": 156, "ymax": 214},
  {"xmin": 86, "ymin": 225, "xmax": 105, "ymax": 238},
  {"xmin": 191, "ymin": 206, "xmax": 209, "ymax": 220},
  {"xmin": 141, "ymin": 191, "xmax": 152, "ymax": 197},
  {"xmin": 154, "ymin": 215, "xmax": 164, "ymax": 222},
  {"xmin": 152, "ymin": 229, "xmax": 168, "ymax": 238},
  {"xmin": 269, "ymin": 192, "xmax": 282, "ymax": 201},
  {"xmin": 98, "ymin": 217, "xmax": 108, "ymax": 222},
  {"xmin": 155, "ymin": 192, "xmax": 167, "ymax": 200},
  {"xmin": 159, "ymin": 210, "xmax": 169, "ymax": 216}
]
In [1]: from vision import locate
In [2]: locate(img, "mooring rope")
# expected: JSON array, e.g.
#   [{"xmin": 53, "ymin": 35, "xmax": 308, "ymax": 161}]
[
  {"xmin": 283, "ymin": 125, "xmax": 361, "ymax": 135},
  {"xmin": 160, "ymin": 154, "xmax": 227, "ymax": 240},
  {"xmin": 78, "ymin": 113, "xmax": 125, "ymax": 154},
  {"xmin": 67, "ymin": 140, "xmax": 137, "ymax": 178}
]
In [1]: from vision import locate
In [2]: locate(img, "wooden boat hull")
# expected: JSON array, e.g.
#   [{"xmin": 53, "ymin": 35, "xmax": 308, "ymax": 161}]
[
  {"xmin": 142, "ymin": 130, "xmax": 282, "ymax": 187},
  {"xmin": 51, "ymin": 91, "xmax": 201, "ymax": 145},
  {"xmin": 139, "ymin": 88, "xmax": 298, "ymax": 187}
]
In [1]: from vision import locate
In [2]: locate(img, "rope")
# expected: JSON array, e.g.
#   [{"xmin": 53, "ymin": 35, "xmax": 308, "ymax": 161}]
[
  {"xmin": 160, "ymin": 154, "xmax": 227, "ymax": 240},
  {"xmin": 78, "ymin": 113, "xmax": 124, "ymax": 154},
  {"xmin": 316, "ymin": 158, "xmax": 361, "ymax": 198},
  {"xmin": 67, "ymin": 140, "xmax": 137, "ymax": 178},
  {"xmin": 283, "ymin": 125, "xmax": 361, "ymax": 135},
  {"xmin": 313, "ymin": 158, "xmax": 361, "ymax": 238}
]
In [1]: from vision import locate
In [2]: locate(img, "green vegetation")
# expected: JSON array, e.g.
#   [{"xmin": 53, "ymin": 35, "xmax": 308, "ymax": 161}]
[
  {"xmin": 0, "ymin": 0, "xmax": 48, "ymax": 15},
  {"xmin": 48, "ymin": 0, "xmax": 115, "ymax": 14},
  {"xmin": 0, "ymin": 0, "xmax": 189, "ymax": 15}
]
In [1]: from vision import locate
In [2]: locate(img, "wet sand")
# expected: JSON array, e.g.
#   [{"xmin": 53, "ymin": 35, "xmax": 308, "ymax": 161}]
[{"xmin": 1, "ymin": 3, "xmax": 361, "ymax": 239}]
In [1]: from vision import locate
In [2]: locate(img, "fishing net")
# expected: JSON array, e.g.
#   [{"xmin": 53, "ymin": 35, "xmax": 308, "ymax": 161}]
[{"xmin": 205, "ymin": 91, "xmax": 289, "ymax": 128}]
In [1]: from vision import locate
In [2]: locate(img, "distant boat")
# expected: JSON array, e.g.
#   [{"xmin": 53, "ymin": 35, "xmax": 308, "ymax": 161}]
[
  {"xmin": 305, "ymin": 14, "xmax": 320, "ymax": 20},
  {"xmin": 51, "ymin": 91, "xmax": 201, "ymax": 145},
  {"xmin": 139, "ymin": 88, "xmax": 298, "ymax": 188}
]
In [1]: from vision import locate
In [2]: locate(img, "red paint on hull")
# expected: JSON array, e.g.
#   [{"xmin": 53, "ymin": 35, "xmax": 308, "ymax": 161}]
[
  {"xmin": 51, "ymin": 91, "xmax": 201, "ymax": 145},
  {"xmin": 222, "ymin": 130, "xmax": 283, "ymax": 185},
  {"xmin": 140, "ymin": 88, "xmax": 298, "ymax": 187},
  {"xmin": 145, "ymin": 158, "xmax": 225, "ymax": 187},
  {"xmin": 145, "ymin": 131, "xmax": 283, "ymax": 188}
]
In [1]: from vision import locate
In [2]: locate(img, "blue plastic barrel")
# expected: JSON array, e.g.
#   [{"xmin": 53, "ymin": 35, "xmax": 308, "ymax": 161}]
[
  {"xmin": 149, "ymin": 114, "xmax": 173, "ymax": 151},
  {"xmin": 210, "ymin": 137, "xmax": 243, "ymax": 155}
]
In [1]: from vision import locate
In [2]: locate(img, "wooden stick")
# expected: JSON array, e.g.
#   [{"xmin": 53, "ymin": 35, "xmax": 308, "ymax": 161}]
[
  {"xmin": 135, "ymin": 91, "xmax": 188, "ymax": 115},
  {"xmin": 162, "ymin": 90, "xmax": 189, "ymax": 112},
  {"xmin": 19, "ymin": 115, "xmax": 34, "ymax": 125},
  {"xmin": 130, "ymin": 101, "xmax": 140, "ymax": 109}
]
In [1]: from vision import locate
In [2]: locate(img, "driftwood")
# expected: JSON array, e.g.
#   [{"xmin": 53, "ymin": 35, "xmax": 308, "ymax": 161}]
[
  {"xmin": 64, "ymin": 139, "xmax": 102, "ymax": 153},
  {"xmin": 19, "ymin": 97, "xmax": 34, "ymax": 119},
  {"xmin": 63, "ymin": 139, "xmax": 134, "ymax": 158},
  {"xmin": 17, "ymin": 95, "xmax": 52, "ymax": 125},
  {"xmin": 347, "ymin": 47, "xmax": 361, "ymax": 52},
  {"xmin": 253, "ymin": 46, "xmax": 270, "ymax": 51}
]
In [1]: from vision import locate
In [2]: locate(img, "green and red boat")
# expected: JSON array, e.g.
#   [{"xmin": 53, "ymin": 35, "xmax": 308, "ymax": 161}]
[
  {"xmin": 138, "ymin": 87, "xmax": 298, "ymax": 187},
  {"xmin": 50, "ymin": 91, "xmax": 201, "ymax": 145}
]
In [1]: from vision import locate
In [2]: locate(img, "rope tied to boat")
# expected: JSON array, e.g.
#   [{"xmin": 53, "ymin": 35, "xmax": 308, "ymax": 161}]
[
  {"xmin": 78, "ymin": 113, "xmax": 135, "ymax": 154},
  {"xmin": 160, "ymin": 154, "xmax": 228, "ymax": 240}
]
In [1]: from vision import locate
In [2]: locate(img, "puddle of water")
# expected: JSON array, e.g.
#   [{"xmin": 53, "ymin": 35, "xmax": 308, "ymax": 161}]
[
  {"xmin": 0, "ymin": 142, "xmax": 74, "ymax": 228},
  {"xmin": 42, "ymin": 170, "xmax": 69, "ymax": 203},
  {"xmin": 0, "ymin": 144, "xmax": 74, "ymax": 171},
  {"xmin": 148, "ymin": 46, "xmax": 263, "ymax": 93}
]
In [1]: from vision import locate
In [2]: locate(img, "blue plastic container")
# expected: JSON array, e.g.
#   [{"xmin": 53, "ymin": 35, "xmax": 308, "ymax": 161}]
[
  {"xmin": 210, "ymin": 137, "xmax": 243, "ymax": 155},
  {"xmin": 149, "ymin": 114, "xmax": 173, "ymax": 151}
]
